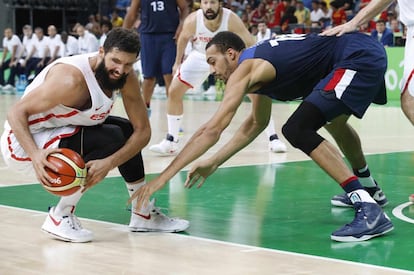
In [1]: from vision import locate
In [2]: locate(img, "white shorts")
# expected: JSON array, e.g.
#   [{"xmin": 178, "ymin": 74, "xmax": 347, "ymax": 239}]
[
  {"xmin": 402, "ymin": 25, "xmax": 414, "ymax": 96},
  {"xmin": 175, "ymin": 50, "xmax": 210, "ymax": 89},
  {"xmin": 1, "ymin": 125, "xmax": 77, "ymax": 175}
]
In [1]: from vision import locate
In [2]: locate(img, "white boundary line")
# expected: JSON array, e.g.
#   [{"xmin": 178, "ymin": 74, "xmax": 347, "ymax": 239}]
[
  {"xmin": 392, "ymin": 202, "xmax": 414, "ymax": 224},
  {"xmin": 1, "ymin": 204, "xmax": 414, "ymax": 274}
]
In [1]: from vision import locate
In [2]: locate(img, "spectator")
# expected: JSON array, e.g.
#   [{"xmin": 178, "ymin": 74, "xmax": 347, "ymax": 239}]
[
  {"xmin": 100, "ymin": 20, "xmax": 113, "ymax": 46},
  {"xmin": 280, "ymin": 6, "xmax": 298, "ymax": 33},
  {"xmin": 295, "ymin": 0, "xmax": 311, "ymax": 26},
  {"xmin": 111, "ymin": 9, "xmax": 124, "ymax": 28},
  {"xmin": 249, "ymin": 1, "xmax": 269, "ymax": 26},
  {"xmin": 25, "ymin": 27, "xmax": 50, "ymax": 78},
  {"xmin": 85, "ymin": 14, "xmax": 101, "ymax": 37},
  {"xmin": 46, "ymin": 25, "xmax": 62, "ymax": 65},
  {"xmin": 371, "ymin": 18, "xmax": 394, "ymax": 46},
  {"xmin": 115, "ymin": 0, "xmax": 131, "ymax": 18},
  {"xmin": 256, "ymin": 21, "xmax": 274, "ymax": 41},
  {"xmin": 76, "ymin": 25, "xmax": 99, "ymax": 54},
  {"xmin": 60, "ymin": 31, "xmax": 79, "ymax": 57},
  {"xmin": 269, "ymin": 0, "xmax": 291, "ymax": 28},
  {"xmin": 319, "ymin": 1, "xmax": 333, "ymax": 29},
  {"xmin": 330, "ymin": 1, "xmax": 347, "ymax": 27},
  {"xmin": 310, "ymin": 0, "xmax": 324, "ymax": 27},
  {"xmin": 0, "ymin": 27, "xmax": 24, "ymax": 91}
]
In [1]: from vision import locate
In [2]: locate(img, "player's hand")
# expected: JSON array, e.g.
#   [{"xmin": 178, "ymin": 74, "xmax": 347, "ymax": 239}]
[
  {"xmin": 321, "ymin": 21, "xmax": 358, "ymax": 36},
  {"xmin": 184, "ymin": 159, "xmax": 218, "ymax": 189},
  {"xmin": 127, "ymin": 177, "xmax": 167, "ymax": 212},
  {"xmin": 82, "ymin": 159, "xmax": 112, "ymax": 192},
  {"xmin": 32, "ymin": 148, "xmax": 62, "ymax": 186}
]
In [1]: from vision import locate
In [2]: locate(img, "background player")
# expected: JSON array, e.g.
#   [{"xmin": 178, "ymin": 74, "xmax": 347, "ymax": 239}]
[
  {"xmin": 123, "ymin": 0, "xmax": 189, "ymax": 115},
  {"xmin": 149, "ymin": 0, "xmax": 287, "ymax": 156}
]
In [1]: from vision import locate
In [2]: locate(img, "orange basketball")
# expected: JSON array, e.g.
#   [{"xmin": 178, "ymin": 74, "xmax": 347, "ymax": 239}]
[{"xmin": 43, "ymin": 148, "xmax": 87, "ymax": 196}]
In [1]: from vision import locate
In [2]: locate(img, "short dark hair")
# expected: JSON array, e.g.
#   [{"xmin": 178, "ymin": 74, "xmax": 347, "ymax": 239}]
[
  {"xmin": 206, "ymin": 31, "xmax": 246, "ymax": 53},
  {"xmin": 103, "ymin": 28, "xmax": 140, "ymax": 57}
]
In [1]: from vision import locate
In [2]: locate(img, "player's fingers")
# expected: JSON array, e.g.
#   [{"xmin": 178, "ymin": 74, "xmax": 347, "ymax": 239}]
[{"xmin": 196, "ymin": 177, "xmax": 206, "ymax": 189}]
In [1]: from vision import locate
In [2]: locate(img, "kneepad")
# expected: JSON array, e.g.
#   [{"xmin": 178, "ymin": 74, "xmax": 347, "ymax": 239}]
[{"xmin": 282, "ymin": 102, "xmax": 326, "ymax": 155}]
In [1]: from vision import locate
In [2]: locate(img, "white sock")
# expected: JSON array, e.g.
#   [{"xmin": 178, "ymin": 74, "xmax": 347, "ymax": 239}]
[
  {"xmin": 54, "ymin": 188, "xmax": 84, "ymax": 216},
  {"xmin": 167, "ymin": 114, "xmax": 183, "ymax": 142},
  {"xmin": 126, "ymin": 181, "xmax": 146, "ymax": 210},
  {"xmin": 265, "ymin": 117, "xmax": 276, "ymax": 141},
  {"xmin": 348, "ymin": 189, "xmax": 376, "ymax": 204}
]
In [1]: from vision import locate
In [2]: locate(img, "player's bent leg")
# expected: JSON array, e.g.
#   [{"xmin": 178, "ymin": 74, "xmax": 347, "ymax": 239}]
[
  {"xmin": 325, "ymin": 117, "xmax": 388, "ymax": 207},
  {"xmin": 401, "ymin": 90, "xmax": 414, "ymax": 126},
  {"xmin": 149, "ymin": 78, "xmax": 190, "ymax": 156}
]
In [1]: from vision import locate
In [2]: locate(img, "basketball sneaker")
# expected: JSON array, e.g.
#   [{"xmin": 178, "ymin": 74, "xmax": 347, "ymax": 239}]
[
  {"xmin": 149, "ymin": 137, "xmax": 178, "ymax": 156},
  {"xmin": 269, "ymin": 139, "xmax": 287, "ymax": 153},
  {"xmin": 331, "ymin": 185, "xmax": 388, "ymax": 207},
  {"xmin": 41, "ymin": 206, "xmax": 93, "ymax": 243},
  {"xmin": 129, "ymin": 199, "xmax": 190, "ymax": 232},
  {"xmin": 331, "ymin": 201, "xmax": 394, "ymax": 242}
]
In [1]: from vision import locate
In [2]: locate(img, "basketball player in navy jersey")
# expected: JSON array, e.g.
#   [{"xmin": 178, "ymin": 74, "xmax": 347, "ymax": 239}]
[
  {"xmin": 123, "ymin": 0, "xmax": 189, "ymax": 115},
  {"xmin": 129, "ymin": 31, "xmax": 394, "ymax": 242}
]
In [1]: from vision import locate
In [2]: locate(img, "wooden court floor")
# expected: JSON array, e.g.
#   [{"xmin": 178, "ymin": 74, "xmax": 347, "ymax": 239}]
[{"xmin": 1, "ymin": 92, "xmax": 414, "ymax": 274}]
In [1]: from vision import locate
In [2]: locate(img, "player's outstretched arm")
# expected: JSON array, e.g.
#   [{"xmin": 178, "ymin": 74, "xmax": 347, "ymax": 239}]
[{"xmin": 322, "ymin": 0, "xmax": 393, "ymax": 36}]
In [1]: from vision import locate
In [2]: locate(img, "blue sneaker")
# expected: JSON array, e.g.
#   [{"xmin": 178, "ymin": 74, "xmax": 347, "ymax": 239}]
[
  {"xmin": 331, "ymin": 201, "xmax": 394, "ymax": 242},
  {"xmin": 331, "ymin": 185, "xmax": 388, "ymax": 207}
]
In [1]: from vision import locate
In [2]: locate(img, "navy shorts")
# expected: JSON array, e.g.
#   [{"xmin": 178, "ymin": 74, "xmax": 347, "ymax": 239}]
[
  {"xmin": 139, "ymin": 33, "xmax": 177, "ymax": 78},
  {"xmin": 304, "ymin": 37, "xmax": 387, "ymax": 121}
]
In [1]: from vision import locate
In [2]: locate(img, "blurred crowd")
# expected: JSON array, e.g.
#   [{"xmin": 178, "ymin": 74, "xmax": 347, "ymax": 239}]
[{"xmin": 0, "ymin": 0, "xmax": 406, "ymax": 92}]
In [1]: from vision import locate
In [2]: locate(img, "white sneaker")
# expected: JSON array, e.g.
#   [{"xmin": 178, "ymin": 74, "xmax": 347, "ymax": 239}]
[
  {"xmin": 269, "ymin": 139, "xmax": 287, "ymax": 153},
  {"xmin": 41, "ymin": 206, "xmax": 93, "ymax": 243},
  {"xmin": 149, "ymin": 138, "xmax": 178, "ymax": 156},
  {"xmin": 129, "ymin": 199, "xmax": 190, "ymax": 232},
  {"xmin": 3, "ymin": 84, "xmax": 15, "ymax": 90}
]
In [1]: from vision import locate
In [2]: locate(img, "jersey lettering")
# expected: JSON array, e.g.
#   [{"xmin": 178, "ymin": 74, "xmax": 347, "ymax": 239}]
[{"xmin": 268, "ymin": 34, "xmax": 307, "ymax": 47}]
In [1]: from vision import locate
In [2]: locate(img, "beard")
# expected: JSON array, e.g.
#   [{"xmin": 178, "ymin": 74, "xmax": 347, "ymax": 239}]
[
  {"xmin": 203, "ymin": 8, "xmax": 220, "ymax": 20},
  {"xmin": 95, "ymin": 60, "xmax": 128, "ymax": 91}
]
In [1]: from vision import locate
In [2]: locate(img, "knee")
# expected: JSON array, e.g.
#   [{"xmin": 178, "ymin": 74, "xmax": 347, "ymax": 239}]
[{"xmin": 282, "ymin": 120, "xmax": 302, "ymax": 149}]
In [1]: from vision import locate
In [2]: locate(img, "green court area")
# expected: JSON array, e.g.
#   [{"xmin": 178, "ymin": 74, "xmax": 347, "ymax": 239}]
[{"xmin": 1, "ymin": 152, "xmax": 414, "ymax": 272}]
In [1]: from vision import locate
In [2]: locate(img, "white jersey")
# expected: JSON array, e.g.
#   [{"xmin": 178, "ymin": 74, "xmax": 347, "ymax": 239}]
[
  {"xmin": 398, "ymin": 0, "xmax": 414, "ymax": 26},
  {"xmin": 2, "ymin": 34, "xmax": 24, "ymax": 59},
  {"xmin": 1, "ymin": 53, "xmax": 115, "ymax": 173},
  {"xmin": 192, "ymin": 8, "xmax": 231, "ymax": 54}
]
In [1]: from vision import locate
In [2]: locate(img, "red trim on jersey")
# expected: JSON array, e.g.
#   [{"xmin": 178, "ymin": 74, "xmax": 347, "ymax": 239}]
[
  {"xmin": 402, "ymin": 69, "xmax": 414, "ymax": 95},
  {"xmin": 324, "ymin": 68, "xmax": 346, "ymax": 91},
  {"xmin": 28, "ymin": 110, "xmax": 79, "ymax": 126},
  {"xmin": 340, "ymin": 176, "xmax": 358, "ymax": 188}
]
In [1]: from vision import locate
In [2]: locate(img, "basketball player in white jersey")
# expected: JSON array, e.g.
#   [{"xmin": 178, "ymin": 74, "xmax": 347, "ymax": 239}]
[
  {"xmin": 322, "ymin": 0, "xmax": 414, "ymax": 202},
  {"xmin": 149, "ymin": 0, "xmax": 287, "ymax": 155},
  {"xmin": 0, "ymin": 28, "xmax": 189, "ymax": 243}
]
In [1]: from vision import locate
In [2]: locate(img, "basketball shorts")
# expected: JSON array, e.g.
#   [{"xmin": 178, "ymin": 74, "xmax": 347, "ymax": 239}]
[
  {"xmin": 402, "ymin": 25, "xmax": 414, "ymax": 96},
  {"xmin": 1, "ymin": 124, "xmax": 78, "ymax": 175},
  {"xmin": 175, "ymin": 50, "xmax": 210, "ymax": 89},
  {"xmin": 140, "ymin": 33, "xmax": 176, "ymax": 78}
]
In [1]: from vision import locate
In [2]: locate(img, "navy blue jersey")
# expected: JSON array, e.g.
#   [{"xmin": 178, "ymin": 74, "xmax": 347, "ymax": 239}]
[
  {"xmin": 138, "ymin": 0, "xmax": 180, "ymax": 33},
  {"xmin": 238, "ymin": 32, "xmax": 387, "ymax": 104}
]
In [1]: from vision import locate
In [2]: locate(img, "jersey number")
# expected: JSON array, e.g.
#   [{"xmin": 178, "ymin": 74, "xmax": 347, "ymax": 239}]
[{"xmin": 150, "ymin": 1, "xmax": 165, "ymax": 12}]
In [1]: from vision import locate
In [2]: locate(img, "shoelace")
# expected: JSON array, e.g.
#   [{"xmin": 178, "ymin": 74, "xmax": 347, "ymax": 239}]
[{"xmin": 63, "ymin": 214, "xmax": 83, "ymax": 230}]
